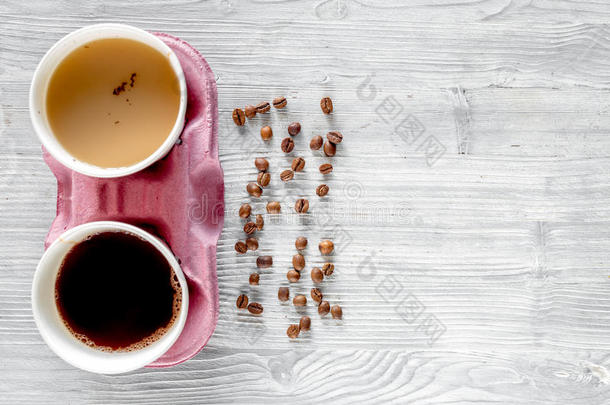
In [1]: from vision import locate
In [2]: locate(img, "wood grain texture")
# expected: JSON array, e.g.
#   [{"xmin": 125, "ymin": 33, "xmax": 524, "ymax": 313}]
[{"xmin": 1, "ymin": 0, "xmax": 610, "ymax": 403}]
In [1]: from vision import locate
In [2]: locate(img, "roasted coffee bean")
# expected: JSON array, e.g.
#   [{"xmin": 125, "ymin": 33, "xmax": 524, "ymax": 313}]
[
  {"xmin": 310, "ymin": 135, "xmax": 323, "ymax": 150},
  {"xmin": 278, "ymin": 287, "xmax": 290, "ymax": 302},
  {"xmin": 320, "ymin": 97, "xmax": 333, "ymax": 114},
  {"xmin": 260, "ymin": 125, "xmax": 273, "ymax": 141},
  {"xmin": 299, "ymin": 316, "xmax": 311, "ymax": 331},
  {"xmin": 244, "ymin": 222, "xmax": 257, "ymax": 235},
  {"xmin": 273, "ymin": 96, "xmax": 287, "ymax": 109},
  {"xmin": 318, "ymin": 301, "xmax": 330, "ymax": 316},
  {"xmin": 287, "ymin": 270, "xmax": 300, "ymax": 283},
  {"xmin": 256, "ymin": 255, "xmax": 273, "ymax": 268},
  {"xmin": 316, "ymin": 184, "xmax": 329, "ymax": 197},
  {"xmin": 311, "ymin": 267, "xmax": 324, "ymax": 283},
  {"xmin": 256, "ymin": 101, "xmax": 270, "ymax": 113},
  {"xmin": 247, "ymin": 182, "xmax": 262, "ymax": 197},
  {"xmin": 235, "ymin": 241, "xmax": 247, "ymax": 254},
  {"xmin": 287, "ymin": 324, "xmax": 300, "ymax": 339},
  {"xmin": 281, "ymin": 137, "xmax": 295, "ymax": 153},
  {"xmin": 292, "ymin": 253, "xmax": 305, "ymax": 271},
  {"xmin": 295, "ymin": 198, "xmax": 309, "ymax": 213},
  {"xmin": 255, "ymin": 214, "xmax": 264, "ymax": 230},
  {"xmin": 291, "ymin": 157, "xmax": 305, "ymax": 172},
  {"xmin": 280, "ymin": 169, "xmax": 294, "ymax": 182},
  {"xmin": 249, "ymin": 273, "xmax": 259, "ymax": 285},
  {"xmin": 245, "ymin": 104, "xmax": 257, "ymax": 119},
  {"xmin": 326, "ymin": 131, "xmax": 343, "ymax": 144},
  {"xmin": 236, "ymin": 294, "xmax": 248, "ymax": 309},
  {"xmin": 247, "ymin": 302, "xmax": 263, "ymax": 314},
  {"xmin": 331, "ymin": 304, "xmax": 343, "ymax": 319},
  {"xmin": 323, "ymin": 141, "xmax": 336, "ymax": 157},
  {"xmin": 311, "ymin": 288, "xmax": 323, "ymax": 303},
  {"xmin": 232, "ymin": 108, "xmax": 245, "ymax": 126},
  {"xmin": 239, "ymin": 203, "xmax": 251, "ymax": 218},
  {"xmin": 288, "ymin": 122, "xmax": 301, "ymax": 136},
  {"xmin": 257, "ymin": 171, "xmax": 271, "ymax": 187},
  {"xmin": 319, "ymin": 163, "xmax": 333, "ymax": 174},
  {"xmin": 246, "ymin": 237, "xmax": 258, "ymax": 251},
  {"xmin": 293, "ymin": 294, "xmax": 307, "ymax": 306},
  {"xmin": 266, "ymin": 201, "xmax": 281, "ymax": 214},
  {"xmin": 295, "ymin": 236, "xmax": 308, "ymax": 251},
  {"xmin": 322, "ymin": 262, "xmax": 334, "ymax": 276},
  {"xmin": 255, "ymin": 157, "xmax": 269, "ymax": 171},
  {"xmin": 319, "ymin": 240, "xmax": 334, "ymax": 255}
]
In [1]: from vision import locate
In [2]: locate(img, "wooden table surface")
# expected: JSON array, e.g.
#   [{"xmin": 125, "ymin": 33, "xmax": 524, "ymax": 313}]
[{"xmin": 1, "ymin": 1, "xmax": 610, "ymax": 403}]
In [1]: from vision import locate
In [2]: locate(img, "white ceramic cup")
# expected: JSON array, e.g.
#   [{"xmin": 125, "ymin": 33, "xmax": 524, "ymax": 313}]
[
  {"xmin": 31, "ymin": 221, "xmax": 189, "ymax": 374},
  {"xmin": 29, "ymin": 24, "xmax": 187, "ymax": 178}
]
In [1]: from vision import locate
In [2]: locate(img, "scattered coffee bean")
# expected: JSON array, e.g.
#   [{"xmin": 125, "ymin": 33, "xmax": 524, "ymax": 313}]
[
  {"xmin": 293, "ymin": 294, "xmax": 307, "ymax": 306},
  {"xmin": 322, "ymin": 263, "xmax": 334, "ymax": 276},
  {"xmin": 278, "ymin": 287, "xmax": 290, "ymax": 302},
  {"xmin": 280, "ymin": 169, "xmax": 294, "ymax": 182},
  {"xmin": 245, "ymin": 104, "xmax": 257, "ymax": 119},
  {"xmin": 235, "ymin": 241, "xmax": 247, "ymax": 254},
  {"xmin": 256, "ymin": 255, "xmax": 273, "ymax": 268},
  {"xmin": 246, "ymin": 237, "xmax": 258, "ymax": 251},
  {"xmin": 319, "ymin": 240, "xmax": 334, "ymax": 255},
  {"xmin": 255, "ymin": 157, "xmax": 269, "ymax": 171},
  {"xmin": 287, "ymin": 270, "xmax": 301, "ymax": 283},
  {"xmin": 311, "ymin": 288, "xmax": 323, "ymax": 303},
  {"xmin": 255, "ymin": 214, "xmax": 264, "ymax": 230},
  {"xmin": 287, "ymin": 324, "xmax": 300, "ymax": 339},
  {"xmin": 260, "ymin": 125, "xmax": 273, "ymax": 141},
  {"xmin": 299, "ymin": 316, "xmax": 311, "ymax": 331},
  {"xmin": 247, "ymin": 182, "xmax": 262, "ymax": 197},
  {"xmin": 232, "ymin": 108, "xmax": 245, "ymax": 126},
  {"xmin": 316, "ymin": 184, "xmax": 329, "ymax": 197},
  {"xmin": 318, "ymin": 301, "xmax": 330, "ymax": 316},
  {"xmin": 323, "ymin": 141, "xmax": 336, "ymax": 157},
  {"xmin": 256, "ymin": 101, "xmax": 270, "ymax": 113},
  {"xmin": 247, "ymin": 302, "xmax": 263, "ymax": 315},
  {"xmin": 239, "ymin": 203, "xmax": 251, "ymax": 218},
  {"xmin": 292, "ymin": 253, "xmax": 305, "ymax": 271},
  {"xmin": 281, "ymin": 137, "xmax": 295, "ymax": 153},
  {"xmin": 257, "ymin": 171, "xmax": 271, "ymax": 187},
  {"xmin": 295, "ymin": 236, "xmax": 308, "ymax": 250},
  {"xmin": 320, "ymin": 97, "xmax": 333, "ymax": 114},
  {"xmin": 236, "ymin": 294, "xmax": 248, "ymax": 309},
  {"xmin": 249, "ymin": 273, "xmax": 259, "ymax": 285},
  {"xmin": 310, "ymin": 135, "xmax": 323, "ymax": 150},
  {"xmin": 326, "ymin": 131, "xmax": 343, "ymax": 144},
  {"xmin": 311, "ymin": 267, "xmax": 324, "ymax": 283},
  {"xmin": 243, "ymin": 222, "xmax": 257, "ymax": 235},
  {"xmin": 291, "ymin": 157, "xmax": 305, "ymax": 172},
  {"xmin": 319, "ymin": 163, "xmax": 333, "ymax": 174},
  {"xmin": 266, "ymin": 201, "xmax": 281, "ymax": 214},
  {"xmin": 273, "ymin": 96, "xmax": 287, "ymax": 109},
  {"xmin": 288, "ymin": 122, "xmax": 301, "ymax": 136},
  {"xmin": 295, "ymin": 198, "xmax": 309, "ymax": 213},
  {"xmin": 331, "ymin": 304, "xmax": 343, "ymax": 319}
]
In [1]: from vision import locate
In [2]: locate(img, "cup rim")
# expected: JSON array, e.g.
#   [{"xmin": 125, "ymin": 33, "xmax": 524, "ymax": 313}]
[
  {"xmin": 31, "ymin": 221, "xmax": 189, "ymax": 374},
  {"xmin": 29, "ymin": 23, "xmax": 187, "ymax": 178}
]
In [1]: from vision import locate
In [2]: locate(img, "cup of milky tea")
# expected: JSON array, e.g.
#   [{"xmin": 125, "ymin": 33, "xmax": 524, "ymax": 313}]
[{"xmin": 30, "ymin": 24, "xmax": 187, "ymax": 178}]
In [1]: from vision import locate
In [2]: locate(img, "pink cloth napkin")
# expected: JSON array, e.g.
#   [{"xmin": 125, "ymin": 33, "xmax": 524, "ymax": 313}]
[{"xmin": 43, "ymin": 33, "xmax": 223, "ymax": 367}]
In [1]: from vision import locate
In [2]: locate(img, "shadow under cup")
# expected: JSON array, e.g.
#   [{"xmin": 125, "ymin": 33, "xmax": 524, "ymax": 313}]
[{"xmin": 32, "ymin": 221, "xmax": 189, "ymax": 374}]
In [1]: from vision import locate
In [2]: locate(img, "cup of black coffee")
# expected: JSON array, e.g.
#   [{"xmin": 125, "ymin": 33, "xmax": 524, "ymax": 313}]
[{"xmin": 31, "ymin": 221, "xmax": 189, "ymax": 374}]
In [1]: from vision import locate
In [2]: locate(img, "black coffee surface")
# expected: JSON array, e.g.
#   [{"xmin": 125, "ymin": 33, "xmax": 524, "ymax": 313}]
[{"xmin": 55, "ymin": 231, "xmax": 181, "ymax": 351}]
